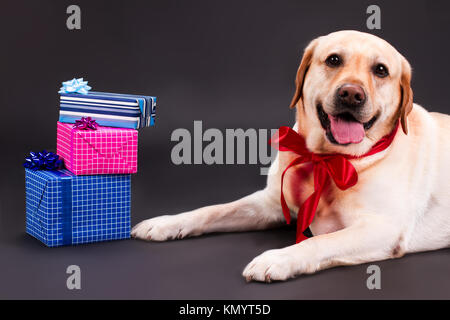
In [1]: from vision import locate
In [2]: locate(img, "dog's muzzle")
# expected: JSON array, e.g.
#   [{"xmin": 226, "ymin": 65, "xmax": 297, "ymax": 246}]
[{"xmin": 317, "ymin": 84, "xmax": 378, "ymax": 145}]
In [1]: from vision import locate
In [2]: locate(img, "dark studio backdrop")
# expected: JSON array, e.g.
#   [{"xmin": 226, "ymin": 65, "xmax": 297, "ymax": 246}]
[{"xmin": 1, "ymin": 0, "xmax": 449, "ymax": 299}]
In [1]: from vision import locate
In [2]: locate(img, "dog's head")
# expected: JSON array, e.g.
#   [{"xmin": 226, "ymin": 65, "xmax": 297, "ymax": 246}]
[{"xmin": 291, "ymin": 30, "xmax": 413, "ymax": 155}]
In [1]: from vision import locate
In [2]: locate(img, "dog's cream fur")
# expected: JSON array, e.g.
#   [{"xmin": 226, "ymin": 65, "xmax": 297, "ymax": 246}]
[{"xmin": 132, "ymin": 30, "xmax": 450, "ymax": 282}]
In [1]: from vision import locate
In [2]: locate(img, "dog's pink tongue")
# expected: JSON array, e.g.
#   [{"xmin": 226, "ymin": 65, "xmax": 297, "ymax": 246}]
[{"xmin": 329, "ymin": 115, "xmax": 365, "ymax": 144}]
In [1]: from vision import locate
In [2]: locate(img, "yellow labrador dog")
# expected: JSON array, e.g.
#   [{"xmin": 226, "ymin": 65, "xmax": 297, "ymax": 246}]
[{"xmin": 132, "ymin": 30, "xmax": 450, "ymax": 282}]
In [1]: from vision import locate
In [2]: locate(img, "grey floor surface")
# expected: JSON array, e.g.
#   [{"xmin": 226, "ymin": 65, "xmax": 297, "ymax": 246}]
[{"xmin": 1, "ymin": 147, "xmax": 449, "ymax": 300}]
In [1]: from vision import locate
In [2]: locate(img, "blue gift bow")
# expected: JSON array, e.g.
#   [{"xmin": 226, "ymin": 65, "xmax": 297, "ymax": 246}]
[
  {"xmin": 59, "ymin": 78, "xmax": 92, "ymax": 95},
  {"xmin": 23, "ymin": 151, "xmax": 63, "ymax": 171}
]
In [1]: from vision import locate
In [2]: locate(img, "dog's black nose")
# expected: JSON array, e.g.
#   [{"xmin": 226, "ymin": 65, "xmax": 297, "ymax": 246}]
[{"xmin": 337, "ymin": 84, "xmax": 366, "ymax": 107}]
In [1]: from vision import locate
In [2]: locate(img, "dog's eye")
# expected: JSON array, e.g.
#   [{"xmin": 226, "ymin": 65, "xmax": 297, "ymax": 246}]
[
  {"xmin": 373, "ymin": 64, "xmax": 389, "ymax": 78},
  {"xmin": 325, "ymin": 54, "xmax": 342, "ymax": 67}
]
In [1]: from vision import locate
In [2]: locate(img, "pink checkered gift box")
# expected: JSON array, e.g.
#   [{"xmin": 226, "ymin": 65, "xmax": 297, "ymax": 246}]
[{"xmin": 56, "ymin": 122, "xmax": 138, "ymax": 175}]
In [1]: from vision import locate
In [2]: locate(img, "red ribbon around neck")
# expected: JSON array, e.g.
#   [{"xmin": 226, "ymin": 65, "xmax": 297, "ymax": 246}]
[{"xmin": 270, "ymin": 122, "xmax": 399, "ymax": 243}]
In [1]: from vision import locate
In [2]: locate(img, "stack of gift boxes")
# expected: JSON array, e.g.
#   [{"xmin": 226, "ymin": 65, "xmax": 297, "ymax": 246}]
[{"xmin": 24, "ymin": 78, "xmax": 156, "ymax": 247}]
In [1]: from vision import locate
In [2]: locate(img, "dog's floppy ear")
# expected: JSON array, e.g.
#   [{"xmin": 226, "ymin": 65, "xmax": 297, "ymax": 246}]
[
  {"xmin": 289, "ymin": 40, "xmax": 318, "ymax": 109},
  {"xmin": 399, "ymin": 57, "xmax": 413, "ymax": 134}
]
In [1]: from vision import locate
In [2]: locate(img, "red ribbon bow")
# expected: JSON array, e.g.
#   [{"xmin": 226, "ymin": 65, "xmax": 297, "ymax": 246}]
[{"xmin": 270, "ymin": 122, "xmax": 399, "ymax": 243}]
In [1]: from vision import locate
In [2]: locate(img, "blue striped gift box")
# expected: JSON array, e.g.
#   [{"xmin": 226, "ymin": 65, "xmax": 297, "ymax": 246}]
[
  {"xmin": 25, "ymin": 168, "xmax": 131, "ymax": 247},
  {"xmin": 58, "ymin": 91, "xmax": 156, "ymax": 129}
]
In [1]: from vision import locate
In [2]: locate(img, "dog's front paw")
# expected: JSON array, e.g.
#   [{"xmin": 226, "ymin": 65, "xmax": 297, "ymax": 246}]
[
  {"xmin": 131, "ymin": 215, "xmax": 190, "ymax": 241},
  {"xmin": 242, "ymin": 247, "xmax": 305, "ymax": 283}
]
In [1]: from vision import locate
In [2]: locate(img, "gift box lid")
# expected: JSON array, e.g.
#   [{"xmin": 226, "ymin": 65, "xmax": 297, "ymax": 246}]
[
  {"xmin": 29, "ymin": 168, "xmax": 75, "ymax": 180},
  {"xmin": 59, "ymin": 91, "xmax": 156, "ymax": 129}
]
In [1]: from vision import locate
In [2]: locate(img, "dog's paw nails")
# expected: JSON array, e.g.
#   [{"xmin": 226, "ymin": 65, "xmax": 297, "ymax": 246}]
[
  {"xmin": 242, "ymin": 249, "xmax": 298, "ymax": 283},
  {"xmin": 131, "ymin": 220, "xmax": 150, "ymax": 239},
  {"xmin": 132, "ymin": 216, "xmax": 189, "ymax": 242}
]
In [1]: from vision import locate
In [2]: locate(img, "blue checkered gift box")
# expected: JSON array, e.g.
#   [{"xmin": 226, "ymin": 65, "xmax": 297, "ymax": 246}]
[{"xmin": 25, "ymin": 168, "xmax": 131, "ymax": 247}]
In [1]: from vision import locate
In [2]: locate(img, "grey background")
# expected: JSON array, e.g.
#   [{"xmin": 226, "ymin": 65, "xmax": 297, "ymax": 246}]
[{"xmin": 1, "ymin": 0, "xmax": 449, "ymax": 299}]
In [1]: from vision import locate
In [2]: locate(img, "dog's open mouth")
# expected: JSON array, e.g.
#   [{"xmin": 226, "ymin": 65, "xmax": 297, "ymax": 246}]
[{"xmin": 317, "ymin": 104, "xmax": 377, "ymax": 145}]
